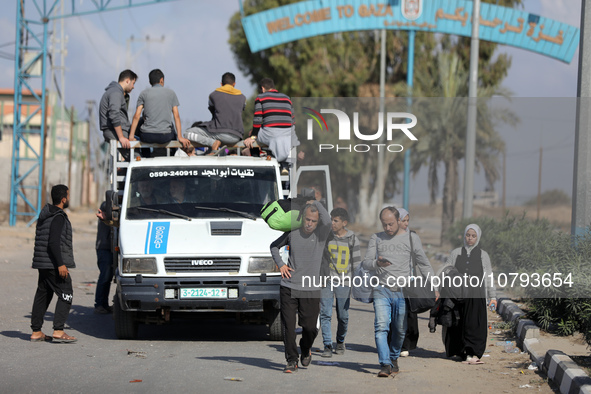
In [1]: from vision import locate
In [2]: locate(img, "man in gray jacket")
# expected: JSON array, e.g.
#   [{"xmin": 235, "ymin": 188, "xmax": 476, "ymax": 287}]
[
  {"xmin": 362, "ymin": 207, "xmax": 435, "ymax": 377},
  {"xmin": 99, "ymin": 69, "xmax": 137, "ymax": 149},
  {"xmin": 270, "ymin": 200, "xmax": 331, "ymax": 373},
  {"xmin": 30, "ymin": 185, "xmax": 77, "ymax": 343}
]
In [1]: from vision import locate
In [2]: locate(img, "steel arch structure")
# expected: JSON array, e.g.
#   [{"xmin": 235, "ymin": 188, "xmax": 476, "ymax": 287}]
[{"xmin": 10, "ymin": 0, "xmax": 175, "ymax": 226}]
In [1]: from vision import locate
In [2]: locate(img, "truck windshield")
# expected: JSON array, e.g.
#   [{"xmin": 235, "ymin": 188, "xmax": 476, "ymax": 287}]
[{"xmin": 125, "ymin": 166, "xmax": 279, "ymax": 220}]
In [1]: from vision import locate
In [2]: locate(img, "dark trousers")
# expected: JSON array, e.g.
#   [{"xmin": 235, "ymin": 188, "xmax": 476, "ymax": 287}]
[
  {"xmin": 280, "ymin": 286, "xmax": 320, "ymax": 363},
  {"xmin": 137, "ymin": 129, "xmax": 176, "ymax": 157},
  {"xmin": 94, "ymin": 249, "xmax": 113, "ymax": 308},
  {"xmin": 31, "ymin": 268, "xmax": 73, "ymax": 331},
  {"xmin": 402, "ymin": 311, "xmax": 419, "ymax": 351}
]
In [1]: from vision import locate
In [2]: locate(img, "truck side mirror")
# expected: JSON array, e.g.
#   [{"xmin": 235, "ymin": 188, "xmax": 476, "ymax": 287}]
[{"xmin": 105, "ymin": 190, "xmax": 120, "ymax": 222}]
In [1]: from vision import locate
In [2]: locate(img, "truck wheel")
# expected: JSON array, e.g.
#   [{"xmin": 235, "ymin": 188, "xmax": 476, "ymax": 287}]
[
  {"xmin": 113, "ymin": 296, "xmax": 138, "ymax": 339},
  {"xmin": 266, "ymin": 308, "xmax": 283, "ymax": 341}
]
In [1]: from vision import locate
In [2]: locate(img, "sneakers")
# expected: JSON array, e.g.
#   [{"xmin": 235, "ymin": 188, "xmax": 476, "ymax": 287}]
[
  {"xmin": 335, "ymin": 342, "xmax": 346, "ymax": 355},
  {"xmin": 378, "ymin": 364, "xmax": 392, "ymax": 377},
  {"xmin": 283, "ymin": 361, "xmax": 298, "ymax": 373},
  {"xmin": 322, "ymin": 345, "xmax": 333, "ymax": 358},
  {"xmin": 301, "ymin": 350, "xmax": 312, "ymax": 367},
  {"xmin": 94, "ymin": 305, "xmax": 113, "ymax": 314},
  {"xmin": 400, "ymin": 350, "xmax": 409, "ymax": 357},
  {"xmin": 391, "ymin": 359, "xmax": 399, "ymax": 374}
]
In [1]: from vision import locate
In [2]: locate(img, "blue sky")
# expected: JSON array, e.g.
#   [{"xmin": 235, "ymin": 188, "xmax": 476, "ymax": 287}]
[{"xmin": 0, "ymin": 0, "xmax": 582, "ymax": 205}]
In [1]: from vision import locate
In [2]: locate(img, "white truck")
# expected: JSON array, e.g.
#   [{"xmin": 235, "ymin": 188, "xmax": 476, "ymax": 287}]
[{"xmin": 104, "ymin": 141, "xmax": 331, "ymax": 340}]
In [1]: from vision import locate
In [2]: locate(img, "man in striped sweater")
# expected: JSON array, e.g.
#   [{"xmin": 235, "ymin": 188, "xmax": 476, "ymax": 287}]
[{"xmin": 244, "ymin": 78, "xmax": 300, "ymax": 168}]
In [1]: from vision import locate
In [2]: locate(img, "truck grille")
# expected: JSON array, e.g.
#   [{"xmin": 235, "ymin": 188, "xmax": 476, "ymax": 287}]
[
  {"xmin": 164, "ymin": 257, "xmax": 241, "ymax": 272},
  {"xmin": 210, "ymin": 221, "xmax": 242, "ymax": 236}
]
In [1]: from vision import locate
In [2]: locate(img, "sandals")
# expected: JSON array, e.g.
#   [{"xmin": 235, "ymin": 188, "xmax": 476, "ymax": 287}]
[
  {"xmin": 52, "ymin": 333, "xmax": 77, "ymax": 343},
  {"xmin": 462, "ymin": 356, "xmax": 484, "ymax": 365},
  {"xmin": 30, "ymin": 333, "xmax": 52, "ymax": 342}
]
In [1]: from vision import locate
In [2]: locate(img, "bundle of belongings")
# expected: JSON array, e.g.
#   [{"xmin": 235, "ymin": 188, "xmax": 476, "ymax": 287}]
[
  {"xmin": 260, "ymin": 188, "xmax": 316, "ymax": 232},
  {"xmin": 428, "ymin": 265, "xmax": 465, "ymax": 333}
]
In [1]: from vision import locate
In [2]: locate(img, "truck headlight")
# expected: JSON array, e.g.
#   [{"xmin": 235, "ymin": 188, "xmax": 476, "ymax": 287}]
[
  {"xmin": 248, "ymin": 257, "xmax": 279, "ymax": 273},
  {"xmin": 122, "ymin": 258, "xmax": 157, "ymax": 274}
]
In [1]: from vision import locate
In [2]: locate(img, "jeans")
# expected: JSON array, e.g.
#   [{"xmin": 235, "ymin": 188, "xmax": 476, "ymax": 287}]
[
  {"xmin": 184, "ymin": 126, "xmax": 241, "ymax": 147},
  {"xmin": 95, "ymin": 249, "xmax": 113, "ymax": 308},
  {"xmin": 373, "ymin": 286, "xmax": 407, "ymax": 366},
  {"xmin": 320, "ymin": 285, "xmax": 351, "ymax": 346}
]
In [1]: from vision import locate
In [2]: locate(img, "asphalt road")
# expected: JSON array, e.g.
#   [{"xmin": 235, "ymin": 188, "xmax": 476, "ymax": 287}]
[{"xmin": 0, "ymin": 214, "xmax": 554, "ymax": 393}]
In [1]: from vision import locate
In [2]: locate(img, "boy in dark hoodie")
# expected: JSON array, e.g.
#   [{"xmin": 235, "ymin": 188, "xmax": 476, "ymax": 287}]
[{"xmin": 320, "ymin": 208, "xmax": 361, "ymax": 357}]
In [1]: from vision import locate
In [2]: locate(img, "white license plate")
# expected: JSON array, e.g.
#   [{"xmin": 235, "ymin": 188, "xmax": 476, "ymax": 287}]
[{"xmin": 179, "ymin": 288, "xmax": 227, "ymax": 299}]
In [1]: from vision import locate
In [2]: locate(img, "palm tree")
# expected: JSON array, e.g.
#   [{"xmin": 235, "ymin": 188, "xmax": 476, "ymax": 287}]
[{"xmin": 396, "ymin": 51, "xmax": 516, "ymax": 244}]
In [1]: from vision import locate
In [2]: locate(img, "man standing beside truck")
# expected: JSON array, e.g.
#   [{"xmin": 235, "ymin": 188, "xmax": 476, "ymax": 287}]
[
  {"xmin": 30, "ymin": 185, "xmax": 77, "ymax": 343},
  {"xmin": 270, "ymin": 200, "xmax": 331, "ymax": 373}
]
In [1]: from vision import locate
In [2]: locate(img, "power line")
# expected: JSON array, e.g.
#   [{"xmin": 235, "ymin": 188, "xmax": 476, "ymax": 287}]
[
  {"xmin": 75, "ymin": 16, "xmax": 115, "ymax": 68},
  {"xmin": 0, "ymin": 41, "xmax": 16, "ymax": 48}
]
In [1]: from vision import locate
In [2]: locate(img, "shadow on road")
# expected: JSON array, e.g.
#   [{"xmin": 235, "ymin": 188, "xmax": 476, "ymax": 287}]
[
  {"xmin": 21, "ymin": 305, "xmax": 116, "ymax": 340},
  {"xmin": 197, "ymin": 356, "xmax": 284, "ymax": 371},
  {"xmin": 0, "ymin": 330, "xmax": 30, "ymax": 341}
]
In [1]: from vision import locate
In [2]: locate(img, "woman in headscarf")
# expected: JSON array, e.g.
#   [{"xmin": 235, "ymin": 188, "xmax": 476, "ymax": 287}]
[
  {"xmin": 443, "ymin": 224, "xmax": 497, "ymax": 364},
  {"xmin": 397, "ymin": 209, "xmax": 418, "ymax": 357}
]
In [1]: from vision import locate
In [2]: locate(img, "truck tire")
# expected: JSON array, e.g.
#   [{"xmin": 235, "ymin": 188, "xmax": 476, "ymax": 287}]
[
  {"xmin": 266, "ymin": 308, "xmax": 283, "ymax": 341},
  {"xmin": 113, "ymin": 296, "xmax": 138, "ymax": 339}
]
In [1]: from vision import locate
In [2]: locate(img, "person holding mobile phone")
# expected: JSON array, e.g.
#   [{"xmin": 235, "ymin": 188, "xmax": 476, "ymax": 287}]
[{"xmin": 362, "ymin": 207, "xmax": 435, "ymax": 377}]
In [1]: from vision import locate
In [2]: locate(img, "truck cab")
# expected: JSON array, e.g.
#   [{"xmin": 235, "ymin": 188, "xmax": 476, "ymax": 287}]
[{"xmin": 106, "ymin": 141, "xmax": 331, "ymax": 340}]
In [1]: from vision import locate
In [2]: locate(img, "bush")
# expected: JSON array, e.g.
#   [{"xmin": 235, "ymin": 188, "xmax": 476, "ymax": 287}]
[
  {"xmin": 445, "ymin": 215, "xmax": 591, "ymax": 345},
  {"xmin": 524, "ymin": 189, "xmax": 570, "ymax": 206}
]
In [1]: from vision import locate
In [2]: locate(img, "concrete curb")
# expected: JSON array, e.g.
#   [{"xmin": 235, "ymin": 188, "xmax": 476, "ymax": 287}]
[{"xmin": 496, "ymin": 297, "xmax": 591, "ymax": 394}]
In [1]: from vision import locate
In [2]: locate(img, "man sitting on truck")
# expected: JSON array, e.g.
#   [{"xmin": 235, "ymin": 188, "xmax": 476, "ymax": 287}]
[
  {"xmin": 128, "ymin": 69, "xmax": 191, "ymax": 150},
  {"xmin": 270, "ymin": 200, "xmax": 331, "ymax": 373},
  {"xmin": 184, "ymin": 72, "xmax": 247, "ymax": 153},
  {"xmin": 243, "ymin": 78, "xmax": 299, "ymax": 172}
]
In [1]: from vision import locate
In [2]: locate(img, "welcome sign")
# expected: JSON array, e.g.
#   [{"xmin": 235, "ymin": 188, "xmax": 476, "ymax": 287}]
[{"xmin": 241, "ymin": 0, "xmax": 579, "ymax": 63}]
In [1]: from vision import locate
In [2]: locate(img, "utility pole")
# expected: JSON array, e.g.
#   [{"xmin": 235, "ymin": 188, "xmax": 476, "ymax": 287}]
[
  {"xmin": 502, "ymin": 149, "xmax": 506, "ymax": 212},
  {"xmin": 462, "ymin": 0, "xmax": 481, "ymax": 219},
  {"xmin": 125, "ymin": 35, "xmax": 165, "ymax": 68},
  {"xmin": 68, "ymin": 106, "xmax": 74, "ymax": 189},
  {"xmin": 537, "ymin": 146, "xmax": 542, "ymax": 220},
  {"xmin": 572, "ymin": 0, "xmax": 591, "ymax": 237},
  {"xmin": 376, "ymin": 28, "xmax": 386, "ymax": 227},
  {"xmin": 85, "ymin": 100, "xmax": 94, "ymax": 206}
]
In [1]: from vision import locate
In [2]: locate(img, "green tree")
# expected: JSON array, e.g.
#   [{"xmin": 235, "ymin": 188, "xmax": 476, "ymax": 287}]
[
  {"xmin": 228, "ymin": 0, "xmax": 520, "ymax": 229},
  {"xmin": 396, "ymin": 50, "xmax": 515, "ymax": 243}
]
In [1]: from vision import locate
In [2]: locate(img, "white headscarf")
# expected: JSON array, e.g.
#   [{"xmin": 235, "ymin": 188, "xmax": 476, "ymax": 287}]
[
  {"xmin": 398, "ymin": 208, "xmax": 409, "ymax": 221},
  {"xmin": 463, "ymin": 223, "xmax": 481, "ymax": 255}
]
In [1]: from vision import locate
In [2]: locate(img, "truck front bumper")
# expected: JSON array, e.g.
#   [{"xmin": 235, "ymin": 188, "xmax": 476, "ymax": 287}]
[{"xmin": 116, "ymin": 273, "xmax": 281, "ymax": 312}]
